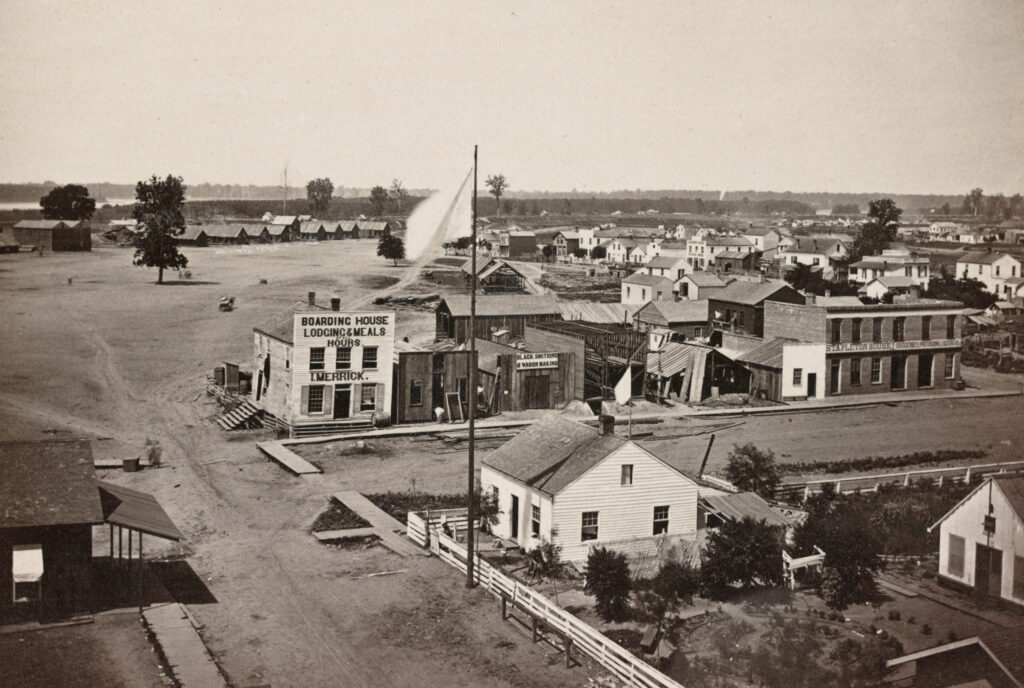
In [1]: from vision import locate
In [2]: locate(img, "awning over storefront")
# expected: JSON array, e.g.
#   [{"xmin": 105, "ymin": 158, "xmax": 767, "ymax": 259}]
[
  {"xmin": 12, "ymin": 544, "xmax": 43, "ymax": 583},
  {"xmin": 98, "ymin": 481, "xmax": 183, "ymax": 541}
]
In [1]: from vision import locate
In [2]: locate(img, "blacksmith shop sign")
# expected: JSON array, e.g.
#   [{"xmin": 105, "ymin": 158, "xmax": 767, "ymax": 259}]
[{"xmin": 516, "ymin": 352, "xmax": 559, "ymax": 370}]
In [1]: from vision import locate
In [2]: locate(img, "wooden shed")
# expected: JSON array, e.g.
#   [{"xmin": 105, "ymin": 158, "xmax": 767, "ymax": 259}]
[
  {"xmin": 474, "ymin": 338, "xmax": 577, "ymax": 412},
  {"xmin": 392, "ymin": 347, "xmax": 476, "ymax": 424},
  {"xmin": 434, "ymin": 294, "xmax": 562, "ymax": 344},
  {"xmin": 12, "ymin": 220, "xmax": 91, "ymax": 252}
]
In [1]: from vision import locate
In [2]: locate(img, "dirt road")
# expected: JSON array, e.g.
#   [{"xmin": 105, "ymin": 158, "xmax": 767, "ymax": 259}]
[{"xmin": 0, "ymin": 243, "xmax": 590, "ymax": 688}]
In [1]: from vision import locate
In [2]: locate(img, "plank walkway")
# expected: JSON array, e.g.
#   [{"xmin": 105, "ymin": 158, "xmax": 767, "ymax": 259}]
[
  {"xmin": 143, "ymin": 603, "xmax": 226, "ymax": 688},
  {"xmin": 333, "ymin": 491, "xmax": 425, "ymax": 557},
  {"xmin": 255, "ymin": 441, "xmax": 321, "ymax": 474},
  {"xmin": 313, "ymin": 526, "xmax": 377, "ymax": 541}
]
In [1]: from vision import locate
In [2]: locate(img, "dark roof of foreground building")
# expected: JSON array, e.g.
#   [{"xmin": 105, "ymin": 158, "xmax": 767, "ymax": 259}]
[
  {"xmin": 736, "ymin": 337, "xmax": 793, "ymax": 369},
  {"xmin": 0, "ymin": 440, "xmax": 104, "ymax": 528},
  {"xmin": 482, "ymin": 415, "xmax": 627, "ymax": 495},
  {"xmin": 886, "ymin": 625, "xmax": 1024, "ymax": 685},
  {"xmin": 710, "ymin": 280, "xmax": 798, "ymax": 306}
]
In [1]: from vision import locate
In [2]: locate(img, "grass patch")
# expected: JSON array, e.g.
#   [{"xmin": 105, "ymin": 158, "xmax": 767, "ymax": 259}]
[
  {"xmin": 365, "ymin": 491, "xmax": 470, "ymax": 524},
  {"xmin": 778, "ymin": 449, "xmax": 986, "ymax": 476},
  {"xmin": 320, "ymin": 534, "xmax": 381, "ymax": 550},
  {"xmin": 310, "ymin": 497, "xmax": 371, "ymax": 532}
]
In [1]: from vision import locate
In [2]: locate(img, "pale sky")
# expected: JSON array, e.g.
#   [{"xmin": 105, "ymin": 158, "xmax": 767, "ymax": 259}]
[{"xmin": 1, "ymin": 0, "xmax": 1022, "ymax": 195}]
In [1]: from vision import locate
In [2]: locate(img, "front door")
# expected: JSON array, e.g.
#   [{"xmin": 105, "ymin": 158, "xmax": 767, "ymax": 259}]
[
  {"xmin": 806, "ymin": 373, "xmax": 817, "ymax": 398},
  {"xmin": 829, "ymin": 360, "xmax": 840, "ymax": 395},
  {"xmin": 510, "ymin": 495, "xmax": 519, "ymax": 539},
  {"xmin": 333, "ymin": 386, "xmax": 351, "ymax": 419},
  {"xmin": 524, "ymin": 375, "xmax": 550, "ymax": 409},
  {"xmin": 975, "ymin": 544, "xmax": 1002, "ymax": 599}
]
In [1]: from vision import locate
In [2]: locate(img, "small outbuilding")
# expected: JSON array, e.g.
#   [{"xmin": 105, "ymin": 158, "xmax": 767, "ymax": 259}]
[
  {"xmin": 12, "ymin": 220, "xmax": 91, "ymax": 252},
  {"xmin": 434, "ymin": 294, "xmax": 562, "ymax": 344},
  {"xmin": 460, "ymin": 257, "xmax": 532, "ymax": 293}
]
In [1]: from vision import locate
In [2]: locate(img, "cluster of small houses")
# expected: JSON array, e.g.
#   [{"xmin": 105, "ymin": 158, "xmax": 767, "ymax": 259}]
[{"xmin": 173, "ymin": 214, "xmax": 396, "ymax": 246}]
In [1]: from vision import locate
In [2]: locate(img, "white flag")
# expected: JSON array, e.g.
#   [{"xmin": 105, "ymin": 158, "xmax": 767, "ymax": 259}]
[
  {"xmin": 614, "ymin": 367, "xmax": 632, "ymax": 405},
  {"xmin": 404, "ymin": 167, "xmax": 474, "ymax": 262}
]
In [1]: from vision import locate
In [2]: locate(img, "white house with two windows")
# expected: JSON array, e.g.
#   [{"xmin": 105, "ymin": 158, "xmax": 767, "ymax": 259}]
[
  {"xmin": 621, "ymin": 272, "xmax": 674, "ymax": 305},
  {"xmin": 955, "ymin": 251, "xmax": 1023, "ymax": 296},
  {"xmin": 480, "ymin": 415, "xmax": 702, "ymax": 563}
]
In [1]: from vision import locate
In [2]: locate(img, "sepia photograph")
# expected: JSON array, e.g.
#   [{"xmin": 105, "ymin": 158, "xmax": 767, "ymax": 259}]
[{"xmin": 1, "ymin": 1, "xmax": 1023, "ymax": 686}]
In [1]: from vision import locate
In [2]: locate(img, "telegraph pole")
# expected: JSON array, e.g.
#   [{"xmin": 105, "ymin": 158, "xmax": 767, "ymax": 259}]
[{"xmin": 466, "ymin": 145, "xmax": 478, "ymax": 588}]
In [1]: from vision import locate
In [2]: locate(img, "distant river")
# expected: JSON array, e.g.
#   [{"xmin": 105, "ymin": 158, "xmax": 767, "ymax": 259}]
[{"xmin": 0, "ymin": 198, "xmax": 136, "ymax": 210}]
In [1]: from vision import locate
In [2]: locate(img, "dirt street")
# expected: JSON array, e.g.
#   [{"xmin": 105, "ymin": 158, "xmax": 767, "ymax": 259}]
[{"xmin": 0, "ymin": 243, "xmax": 591, "ymax": 688}]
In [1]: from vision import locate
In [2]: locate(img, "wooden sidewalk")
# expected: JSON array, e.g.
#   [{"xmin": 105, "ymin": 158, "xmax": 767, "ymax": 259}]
[
  {"xmin": 143, "ymin": 603, "xmax": 226, "ymax": 688},
  {"xmin": 333, "ymin": 491, "xmax": 425, "ymax": 557},
  {"xmin": 255, "ymin": 441, "xmax": 321, "ymax": 475}
]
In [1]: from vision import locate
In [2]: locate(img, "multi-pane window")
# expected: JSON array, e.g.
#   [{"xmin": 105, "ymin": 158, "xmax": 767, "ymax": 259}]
[
  {"xmin": 947, "ymin": 315, "xmax": 956, "ymax": 340},
  {"xmin": 851, "ymin": 319, "xmax": 861, "ymax": 344},
  {"xmin": 310, "ymin": 347, "xmax": 325, "ymax": 371},
  {"xmin": 308, "ymin": 385, "xmax": 325, "ymax": 413},
  {"xmin": 893, "ymin": 318, "xmax": 905, "ymax": 342},
  {"xmin": 336, "ymin": 347, "xmax": 351, "ymax": 369},
  {"xmin": 945, "ymin": 355, "xmax": 955, "ymax": 379},
  {"xmin": 872, "ymin": 318, "xmax": 882, "ymax": 343},
  {"xmin": 362, "ymin": 346, "xmax": 378, "ymax": 370},
  {"xmin": 581, "ymin": 512, "xmax": 599, "ymax": 541},
  {"xmin": 531, "ymin": 505, "xmax": 541, "ymax": 537},
  {"xmin": 409, "ymin": 379, "xmax": 423, "ymax": 406},
  {"xmin": 850, "ymin": 358, "xmax": 862, "ymax": 386},
  {"xmin": 360, "ymin": 384, "xmax": 376, "ymax": 411},
  {"xmin": 793, "ymin": 368, "xmax": 802, "ymax": 385},
  {"xmin": 948, "ymin": 534, "xmax": 965, "ymax": 577},
  {"xmin": 871, "ymin": 358, "xmax": 882, "ymax": 384},
  {"xmin": 653, "ymin": 506, "xmax": 669, "ymax": 535},
  {"xmin": 621, "ymin": 465, "xmax": 634, "ymax": 486},
  {"xmin": 922, "ymin": 316, "xmax": 931, "ymax": 341},
  {"xmin": 831, "ymin": 320, "xmax": 842, "ymax": 344}
]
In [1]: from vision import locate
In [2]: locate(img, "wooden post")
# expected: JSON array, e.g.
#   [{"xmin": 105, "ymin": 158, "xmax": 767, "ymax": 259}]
[
  {"xmin": 501, "ymin": 595, "xmax": 507, "ymax": 620},
  {"xmin": 466, "ymin": 144, "xmax": 478, "ymax": 590},
  {"xmin": 565, "ymin": 638, "xmax": 573, "ymax": 668},
  {"xmin": 109, "ymin": 524, "xmax": 114, "ymax": 559},
  {"xmin": 532, "ymin": 617, "xmax": 538, "ymax": 643},
  {"xmin": 128, "ymin": 530, "xmax": 133, "ymax": 562},
  {"xmin": 118, "ymin": 527, "xmax": 123, "ymax": 561}
]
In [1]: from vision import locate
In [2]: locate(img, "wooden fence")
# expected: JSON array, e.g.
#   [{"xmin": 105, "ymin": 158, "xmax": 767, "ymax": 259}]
[
  {"xmin": 411, "ymin": 518, "xmax": 685, "ymax": 688},
  {"xmin": 775, "ymin": 460, "xmax": 1024, "ymax": 502}
]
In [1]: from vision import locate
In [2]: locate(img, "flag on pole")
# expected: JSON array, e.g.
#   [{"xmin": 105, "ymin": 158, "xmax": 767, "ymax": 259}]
[
  {"xmin": 614, "ymin": 367, "xmax": 631, "ymax": 405},
  {"xmin": 404, "ymin": 168, "xmax": 474, "ymax": 262}
]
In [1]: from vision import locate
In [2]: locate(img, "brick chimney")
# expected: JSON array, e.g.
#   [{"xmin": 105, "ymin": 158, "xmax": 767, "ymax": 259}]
[
  {"xmin": 307, "ymin": 291, "xmax": 316, "ymax": 306},
  {"xmin": 598, "ymin": 414, "xmax": 615, "ymax": 436},
  {"xmin": 330, "ymin": 297, "xmax": 341, "ymax": 311}
]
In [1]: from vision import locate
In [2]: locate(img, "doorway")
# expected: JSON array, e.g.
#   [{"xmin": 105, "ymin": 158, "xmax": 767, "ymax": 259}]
[
  {"xmin": 510, "ymin": 495, "xmax": 519, "ymax": 539},
  {"xmin": 974, "ymin": 544, "xmax": 1002, "ymax": 599},
  {"xmin": 524, "ymin": 375, "xmax": 551, "ymax": 409},
  {"xmin": 891, "ymin": 356, "xmax": 906, "ymax": 389},
  {"xmin": 917, "ymin": 354, "xmax": 933, "ymax": 388},
  {"xmin": 829, "ymin": 360, "xmax": 841, "ymax": 395},
  {"xmin": 806, "ymin": 373, "xmax": 817, "ymax": 398},
  {"xmin": 333, "ymin": 386, "xmax": 351, "ymax": 419}
]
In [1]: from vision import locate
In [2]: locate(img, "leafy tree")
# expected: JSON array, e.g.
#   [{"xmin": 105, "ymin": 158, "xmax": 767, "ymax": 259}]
[
  {"xmin": 132, "ymin": 175, "xmax": 188, "ymax": 284},
  {"xmin": 389, "ymin": 179, "xmax": 409, "ymax": 214},
  {"xmin": 527, "ymin": 536, "xmax": 563, "ymax": 579},
  {"xmin": 784, "ymin": 263, "xmax": 860, "ymax": 297},
  {"xmin": 305, "ymin": 177, "xmax": 334, "ymax": 216},
  {"xmin": 793, "ymin": 489, "xmax": 881, "ymax": 610},
  {"xmin": 985, "ymin": 193, "xmax": 1007, "ymax": 220},
  {"xmin": 701, "ymin": 517, "xmax": 784, "ymax": 596},
  {"xmin": 39, "ymin": 184, "xmax": 96, "ymax": 221},
  {"xmin": 572, "ymin": 248, "xmax": 588, "ymax": 259},
  {"xmin": 583, "ymin": 547, "xmax": 632, "ymax": 622},
  {"xmin": 724, "ymin": 443, "xmax": 781, "ymax": 498},
  {"xmin": 541, "ymin": 244, "xmax": 555, "ymax": 261},
  {"xmin": 636, "ymin": 559, "xmax": 700, "ymax": 631},
  {"xmin": 850, "ymin": 199, "xmax": 902, "ymax": 262},
  {"xmin": 964, "ymin": 188, "xmax": 984, "ymax": 217},
  {"xmin": 377, "ymin": 233, "xmax": 405, "ymax": 266},
  {"xmin": 485, "ymin": 174, "xmax": 509, "ymax": 217},
  {"xmin": 941, "ymin": 202, "xmax": 951, "ymax": 216},
  {"xmin": 590, "ymin": 245, "xmax": 608, "ymax": 260},
  {"xmin": 924, "ymin": 271, "xmax": 997, "ymax": 309},
  {"xmin": 369, "ymin": 185, "xmax": 389, "ymax": 217},
  {"xmin": 1009, "ymin": 193, "xmax": 1023, "ymax": 219}
]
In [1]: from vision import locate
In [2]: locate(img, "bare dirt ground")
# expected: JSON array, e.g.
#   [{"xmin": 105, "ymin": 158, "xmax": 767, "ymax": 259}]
[{"xmin": 0, "ymin": 243, "xmax": 593, "ymax": 688}]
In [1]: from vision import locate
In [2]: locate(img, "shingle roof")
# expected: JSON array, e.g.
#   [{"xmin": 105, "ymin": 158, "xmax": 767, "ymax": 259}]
[
  {"xmin": 98, "ymin": 481, "xmax": 183, "ymax": 541},
  {"xmin": 995, "ymin": 475, "xmax": 1024, "ymax": 521},
  {"xmin": 179, "ymin": 226, "xmax": 208, "ymax": 241},
  {"xmin": 623, "ymin": 273, "xmax": 674, "ymax": 289},
  {"xmin": 706, "ymin": 236, "xmax": 754, "ymax": 247},
  {"xmin": 701, "ymin": 492, "xmax": 793, "ymax": 528},
  {"xmin": 481, "ymin": 416, "xmax": 626, "ymax": 495},
  {"xmin": 635, "ymin": 299, "xmax": 709, "ymax": 325},
  {"xmin": 559, "ymin": 301, "xmax": 640, "ymax": 324},
  {"xmin": 271, "ymin": 215, "xmax": 297, "ymax": 225},
  {"xmin": 298, "ymin": 220, "xmax": 326, "ymax": 235},
  {"xmin": 0, "ymin": 440, "xmax": 104, "ymax": 528},
  {"xmin": 646, "ymin": 255, "xmax": 686, "ymax": 269},
  {"xmin": 785, "ymin": 237, "xmax": 842, "ymax": 254},
  {"xmin": 711, "ymin": 280, "xmax": 798, "ymax": 306},
  {"xmin": 871, "ymin": 276, "xmax": 918, "ymax": 289},
  {"xmin": 203, "ymin": 224, "xmax": 248, "ymax": 238},
  {"xmin": 736, "ymin": 337, "xmax": 792, "ymax": 368},
  {"xmin": 682, "ymin": 272, "xmax": 730, "ymax": 288},
  {"xmin": 716, "ymin": 250, "xmax": 752, "ymax": 260},
  {"xmin": 14, "ymin": 220, "xmax": 80, "ymax": 230},
  {"xmin": 959, "ymin": 251, "xmax": 1020, "ymax": 266},
  {"xmin": 254, "ymin": 300, "xmax": 330, "ymax": 343},
  {"xmin": 743, "ymin": 227, "xmax": 778, "ymax": 237},
  {"xmin": 441, "ymin": 294, "xmax": 561, "ymax": 318}
]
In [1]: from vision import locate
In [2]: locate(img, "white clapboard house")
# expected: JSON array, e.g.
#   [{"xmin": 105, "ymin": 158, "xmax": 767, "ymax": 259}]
[
  {"xmin": 929, "ymin": 474, "xmax": 1024, "ymax": 610},
  {"xmin": 480, "ymin": 414, "xmax": 701, "ymax": 562}
]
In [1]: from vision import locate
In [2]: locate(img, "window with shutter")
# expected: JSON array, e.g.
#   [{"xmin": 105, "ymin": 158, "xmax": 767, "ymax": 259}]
[{"xmin": 300, "ymin": 385, "xmax": 310, "ymax": 413}]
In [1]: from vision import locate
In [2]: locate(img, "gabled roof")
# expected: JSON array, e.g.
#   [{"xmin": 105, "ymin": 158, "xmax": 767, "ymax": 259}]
[
  {"xmin": 706, "ymin": 236, "xmax": 754, "ymax": 247},
  {"xmin": 623, "ymin": 273, "xmax": 674, "ymax": 289},
  {"xmin": 867, "ymin": 275, "xmax": 918, "ymax": 289},
  {"xmin": 203, "ymin": 224, "xmax": 248, "ymax": 238},
  {"xmin": 635, "ymin": 299, "xmax": 709, "ymax": 325},
  {"xmin": 254, "ymin": 300, "xmax": 330, "ymax": 343},
  {"xmin": 743, "ymin": 227, "xmax": 778, "ymax": 237},
  {"xmin": 482, "ymin": 416, "xmax": 627, "ymax": 495},
  {"xmin": 339, "ymin": 221, "xmax": 358, "ymax": 232},
  {"xmin": 266, "ymin": 224, "xmax": 290, "ymax": 236},
  {"xmin": 711, "ymin": 279, "xmax": 798, "ymax": 306},
  {"xmin": 14, "ymin": 219, "xmax": 80, "ymax": 230},
  {"xmin": 0, "ymin": 440, "xmax": 104, "ymax": 529},
  {"xmin": 298, "ymin": 220, "xmax": 326, "ymax": 235},
  {"xmin": 360, "ymin": 221, "xmax": 391, "ymax": 231},
  {"xmin": 270, "ymin": 215, "xmax": 297, "ymax": 225},
  {"xmin": 179, "ymin": 226, "xmax": 208, "ymax": 241},
  {"xmin": 555, "ymin": 231, "xmax": 580, "ymax": 240},
  {"xmin": 783, "ymin": 236, "xmax": 843, "ymax": 254},
  {"xmin": 440, "ymin": 294, "xmax": 561, "ymax": 318},
  {"xmin": 886, "ymin": 626, "xmax": 1024, "ymax": 687},
  {"xmin": 681, "ymin": 272, "xmax": 731, "ymax": 288},
  {"xmin": 736, "ymin": 337, "xmax": 793, "ymax": 369},
  {"xmin": 646, "ymin": 255, "xmax": 686, "ymax": 269},
  {"xmin": 959, "ymin": 251, "xmax": 1020, "ymax": 265},
  {"xmin": 929, "ymin": 475, "xmax": 1024, "ymax": 533}
]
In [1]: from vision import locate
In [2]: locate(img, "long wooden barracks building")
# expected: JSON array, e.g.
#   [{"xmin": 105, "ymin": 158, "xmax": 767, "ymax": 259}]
[{"xmin": 252, "ymin": 293, "xmax": 396, "ymax": 437}]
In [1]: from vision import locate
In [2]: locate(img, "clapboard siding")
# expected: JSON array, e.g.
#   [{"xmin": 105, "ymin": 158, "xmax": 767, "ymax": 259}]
[
  {"xmin": 937, "ymin": 481, "xmax": 1024, "ymax": 606},
  {"xmin": 252, "ymin": 333, "xmax": 294, "ymax": 422},
  {"xmin": 552, "ymin": 443, "xmax": 699, "ymax": 562},
  {"xmin": 480, "ymin": 468, "xmax": 554, "ymax": 550}
]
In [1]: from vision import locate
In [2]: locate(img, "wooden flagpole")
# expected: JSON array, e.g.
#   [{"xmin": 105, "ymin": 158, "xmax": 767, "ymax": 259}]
[{"xmin": 466, "ymin": 145, "xmax": 478, "ymax": 589}]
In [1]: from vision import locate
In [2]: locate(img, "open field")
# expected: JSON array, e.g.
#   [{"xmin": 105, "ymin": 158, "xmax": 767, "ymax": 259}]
[{"xmin": 0, "ymin": 243, "xmax": 592, "ymax": 688}]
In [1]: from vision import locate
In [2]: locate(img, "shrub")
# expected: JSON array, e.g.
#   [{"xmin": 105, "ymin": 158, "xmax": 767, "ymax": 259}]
[
  {"xmin": 584, "ymin": 547, "xmax": 632, "ymax": 623},
  {"xmin": 888, "ymin": 610, "xmax": 901, "ymax": 621},
  {"xmin": 724, "ymin": 444, "xmax": 781, "ymax": 497}
]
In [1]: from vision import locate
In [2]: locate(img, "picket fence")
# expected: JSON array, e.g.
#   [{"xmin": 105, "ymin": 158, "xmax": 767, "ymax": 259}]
[{"xmin": 407, "ymin": 513, "xmax": 685, "ymax": 688}]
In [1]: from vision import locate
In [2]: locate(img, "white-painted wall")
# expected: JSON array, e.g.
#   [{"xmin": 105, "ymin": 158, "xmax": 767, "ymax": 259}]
[
  {"xmin": 480, "ymin": 466, "xmax": 555, "ymax": 550},
  {"xmin": 937, "ymin": 480, "xmax": 1024, "ymax": 607},
  {"xmin": 781, "ymin": 343, "xmax": 826, "ymax": 400}
]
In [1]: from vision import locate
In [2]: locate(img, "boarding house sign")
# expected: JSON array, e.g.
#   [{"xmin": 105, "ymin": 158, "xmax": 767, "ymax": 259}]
[{"xmin": 293, "ymin": 311, "xmax": 396, "ymax": 383}]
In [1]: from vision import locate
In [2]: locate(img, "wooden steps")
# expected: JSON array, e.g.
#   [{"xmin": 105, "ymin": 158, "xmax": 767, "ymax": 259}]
[
  {"xmin": 216, "ymin": 401, "xmax": 262, "ymax": 430},
  {"xmin": 290, "ymin": 417, "xmax": 374, "ymax": 438}
]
